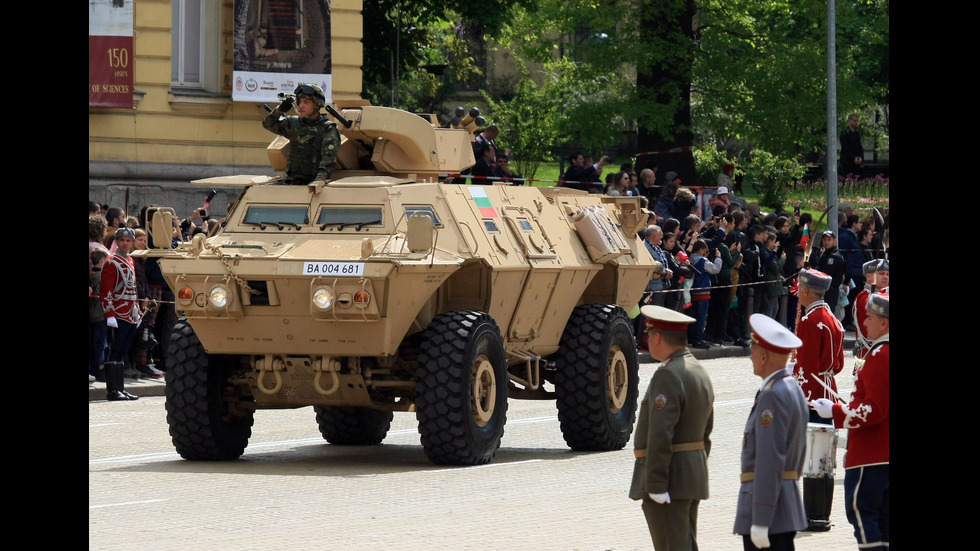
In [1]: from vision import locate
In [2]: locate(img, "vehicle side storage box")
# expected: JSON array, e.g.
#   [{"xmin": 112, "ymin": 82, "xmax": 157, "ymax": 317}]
[{"xmin": 571, "ymin": 204, "xmax": 631, "ymax": 263}]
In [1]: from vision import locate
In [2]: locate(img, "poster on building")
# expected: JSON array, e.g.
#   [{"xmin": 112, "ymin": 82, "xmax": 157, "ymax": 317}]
[
  {"xmin": 89, "ymin": 0, "xmax": 134, "ymax": 108},
  {"xmin": 232, "ymin": 0, "xmax": 332, "ymax": 103}
]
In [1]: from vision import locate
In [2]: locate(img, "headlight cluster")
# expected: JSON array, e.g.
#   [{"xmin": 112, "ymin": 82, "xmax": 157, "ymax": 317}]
[
  {"xmin": 313, "ymin": 286, "xmax": 335, "ymax": 310},
  {"xmin": 209, "ymin": 285, "xmax": 230, "ymax": 308}
]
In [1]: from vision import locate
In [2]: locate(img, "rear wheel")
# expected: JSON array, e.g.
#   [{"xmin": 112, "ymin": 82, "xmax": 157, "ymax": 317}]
[
  {"xmin": 314, "ymin": 406, "xmax": 393, "ymax": 445},
  {"xmin": 165, "ymin": 320, "xmax": 254, "ymax": 460},
  {"xmin": 416, "ymin": 311, "xmax": 508, "ymax": 465},
  {"xmin": 554, "ymin": 304, "xmax": 639, "ymax": 451}
]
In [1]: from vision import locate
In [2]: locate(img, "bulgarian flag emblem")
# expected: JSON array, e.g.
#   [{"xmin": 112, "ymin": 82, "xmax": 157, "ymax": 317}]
[
  {"xmin": 467, "ymin": 186, "xmax": 498, "ymax": 218},
  {"xmin": 799, "ymin": 222, "xmax": 809, "ymax": 250}
]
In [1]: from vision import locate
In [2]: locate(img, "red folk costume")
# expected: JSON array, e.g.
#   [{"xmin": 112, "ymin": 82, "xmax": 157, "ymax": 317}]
[
  {"xmin": 100, "ymin": 252, "xmax": 142, "ymax": 325},
  {"xmin": 793, "ymin": 301, "xmax": 844, "ymax": 401},
  {"xmin": 831, "ymin": 336, "xmax": 888, "ymax": 468}
]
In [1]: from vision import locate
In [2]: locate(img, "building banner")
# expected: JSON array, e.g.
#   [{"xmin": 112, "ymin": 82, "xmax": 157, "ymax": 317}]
[
  {"xmin": 233, "ymin": 0, "xmax": 332, "ymax": 103},
  {"xmin": 89, "ymin": 0, "xmax": 134, "ymax": 109}
]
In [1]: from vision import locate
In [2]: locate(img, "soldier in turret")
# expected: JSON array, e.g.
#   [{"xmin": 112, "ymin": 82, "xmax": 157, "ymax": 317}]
[{"xmin": 263, "ymin": 83, "xmax": 341, "ymax": 185}]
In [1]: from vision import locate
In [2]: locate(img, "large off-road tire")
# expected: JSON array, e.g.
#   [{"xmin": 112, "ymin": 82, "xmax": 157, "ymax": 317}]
[
  {"xmin": 165, "ymin": 319, "xmax": 254, "ymax": 460},
  {"xmin": 554, "ymin": 304, "xmax": 639, "ymax": 451},
  {"xmin": 314, "ymin": 406, "xmax": 393, "ymax": 445},
  {"xmin": 416, "ymin": 311, "xmax": 508, "ymax": 465}
]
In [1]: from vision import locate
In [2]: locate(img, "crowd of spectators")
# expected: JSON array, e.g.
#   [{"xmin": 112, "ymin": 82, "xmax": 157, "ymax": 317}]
[{"xmin": 89, "ymin": 198, "xmax": 211, "ymax": 395}]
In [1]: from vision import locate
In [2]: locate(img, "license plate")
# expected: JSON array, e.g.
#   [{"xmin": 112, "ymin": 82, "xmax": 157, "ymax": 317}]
[{"xmin": 303, "ymin": 262, "xmax": 365, "ymax": 276}]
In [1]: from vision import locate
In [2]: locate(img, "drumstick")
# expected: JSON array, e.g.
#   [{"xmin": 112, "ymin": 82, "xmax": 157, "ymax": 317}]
[{"xmin": 811, "ymin": 375, "xmax": 844, "ymax": 403}]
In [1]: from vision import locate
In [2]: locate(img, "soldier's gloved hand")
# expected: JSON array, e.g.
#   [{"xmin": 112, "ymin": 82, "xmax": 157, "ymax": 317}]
[
  {"xmin": 648, "ymin": 492, "xmax": 670, "ymax": 504},
  {"xmin": 750, "ymin": 525, "xmax": 770, "ymax": 548},
  {"xmin": 811, "ymin": 398, "xmax": 834, "ymax": 418},
  {"xmin": 106, "ymin": 316, "xmax": 118, "ymax": 328},
  {"xmin": 277, "ymin": 96, "xmax": 294, "ymax": 113}
]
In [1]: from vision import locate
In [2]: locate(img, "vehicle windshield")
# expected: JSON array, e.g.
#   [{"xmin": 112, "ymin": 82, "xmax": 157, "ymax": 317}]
[
  {"xmin": 317, "ymin": 207, "xmax": 384, "ymax": 230},
  {"xmin": 243, "ymin": 206, "xmax": 309, "ymax": 227}
]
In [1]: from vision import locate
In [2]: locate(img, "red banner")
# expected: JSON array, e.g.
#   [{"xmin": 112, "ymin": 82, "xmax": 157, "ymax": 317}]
[{"xmin": 89, "ymin": 35, "xmax": 134, "ymax": 108}]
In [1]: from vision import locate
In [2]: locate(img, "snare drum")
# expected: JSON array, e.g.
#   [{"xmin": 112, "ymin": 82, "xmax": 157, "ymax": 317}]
[{"xmin": 803, "ymin": 423, "xmax": 838, "ymax": 478}]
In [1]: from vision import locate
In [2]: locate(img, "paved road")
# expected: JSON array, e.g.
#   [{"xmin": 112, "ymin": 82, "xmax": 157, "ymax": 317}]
[{"xmin": 89, "ymin": 353, "xmax": 860, "ymax": 550}]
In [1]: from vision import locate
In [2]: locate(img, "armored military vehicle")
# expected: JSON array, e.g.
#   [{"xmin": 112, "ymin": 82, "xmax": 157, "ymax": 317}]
[{"xmin": 139, "ymin": 101, "xmax": 657, "ymax": 465}]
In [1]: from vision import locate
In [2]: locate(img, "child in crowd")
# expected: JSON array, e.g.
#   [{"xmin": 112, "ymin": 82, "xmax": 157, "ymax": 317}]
[{"xmin": 687, "ymin": 239, "xmax": 722, "ymax": 348}]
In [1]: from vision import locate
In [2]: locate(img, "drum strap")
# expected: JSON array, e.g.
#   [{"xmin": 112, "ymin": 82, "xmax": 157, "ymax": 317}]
[
  {"xmin": 634, "ymin": 441, "xmax": 705, "ymax": 458},
  {"xmin": 740, "ymin": 470, "xmax": 799, "ymax": 483}
]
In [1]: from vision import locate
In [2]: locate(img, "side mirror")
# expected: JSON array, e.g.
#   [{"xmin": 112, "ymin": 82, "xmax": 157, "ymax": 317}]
[{"xmin": 149, "ymin": 207, "xmax": 178, "ymax": 249}]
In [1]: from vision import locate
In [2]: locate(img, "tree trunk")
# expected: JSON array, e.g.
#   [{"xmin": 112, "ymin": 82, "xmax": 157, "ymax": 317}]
[{"xmin": 634, "ymin": 0, "xmax": 698, "ymax": 186}]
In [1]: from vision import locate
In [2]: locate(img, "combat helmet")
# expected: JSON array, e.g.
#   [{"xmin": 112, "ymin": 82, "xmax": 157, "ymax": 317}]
[{"xmin": 294, "ymin": 83, "xmax": 325, "ymax": 108}]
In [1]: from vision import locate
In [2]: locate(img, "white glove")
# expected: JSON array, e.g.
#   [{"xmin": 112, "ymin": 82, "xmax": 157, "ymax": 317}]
[
  {"xmin": 648, "ymin": 492, "xmax": 670, "ymax": 504},
  {"xmin": 811, "ymin": 398, "xmax": 834, "ymax": 419},
  {"xmin": 750, "ymin": 525, "xmax": 770, "ymax": 548},
  {"xmin": 106, "ymin": 316, "xmax": 118, "ymax": 328}
]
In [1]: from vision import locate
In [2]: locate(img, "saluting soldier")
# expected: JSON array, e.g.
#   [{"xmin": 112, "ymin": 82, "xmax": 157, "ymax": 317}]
[
  {"xmin": 631, "ymin": 305, "xmax": 715, "ymax": 551},
  {"xmin": 813, "ymin": 292, "xmax": 889, "ymax": 550},
  {"xmin": 791, "ymin": 268, "xmax": 844, "ymax": 532},
  {"xmin": 263, "ymin": 83, "xmax": 341, "ymax": 186},
  {"xmin": 734, "ymin": 314, "xmax": 809, "ymax": 550}
]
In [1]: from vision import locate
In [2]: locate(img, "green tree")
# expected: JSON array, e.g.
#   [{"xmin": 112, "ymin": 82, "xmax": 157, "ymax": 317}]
[
  {"xmin": 481, "ymin": 60, "xmax": 573, "ymax": 180},
  {"xmin": 691, "ymin": 0, "xmax": 890, "ymax": 161},
  {"xmin": 360, "ymin": 0, "xmax": 533, "ymax": 115}
]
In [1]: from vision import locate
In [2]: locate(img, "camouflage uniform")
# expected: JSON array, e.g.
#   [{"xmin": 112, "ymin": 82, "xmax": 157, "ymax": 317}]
[{"xmin": 263, "ymin": 98, "xmax": 340, "ymax": 185}]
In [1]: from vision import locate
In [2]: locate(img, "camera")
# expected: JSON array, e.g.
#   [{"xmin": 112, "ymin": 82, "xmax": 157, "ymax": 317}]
[
  {"xmin": 206, "ymin": 189, "xmax": 217, "ymax": 203},
  {"xmin": 199, "ymin": 208, "xmax": 209, "ymax": 220}
]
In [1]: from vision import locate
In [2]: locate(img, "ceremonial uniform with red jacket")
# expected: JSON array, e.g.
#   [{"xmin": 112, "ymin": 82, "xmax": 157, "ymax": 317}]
[
  {"xmin": 828, "ymin": 335, "xmax": 889, "ymax": 549},
  {"xmin": 830, "ymin": 337, "xmax": 888, "ymax": 468},
  {"xmin": 793, "ymin": 300, "xmax": 844, "ymax": 402},
  {"xmin": 100, "ymin": 252, "xmax": 142, "ymax": 325},
  {"xmin": 853, "ymin": 287, "xmax": 872, "ymax": 358}
]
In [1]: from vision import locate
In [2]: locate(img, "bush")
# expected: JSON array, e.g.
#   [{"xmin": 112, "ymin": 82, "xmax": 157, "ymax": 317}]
[
  {"xmin": 693, "ymin": 145, "xmax": 731, "ymax": 187},
  {"xmin": 744, "ymin": 150, "xmax": 805, "ymax": 211}
]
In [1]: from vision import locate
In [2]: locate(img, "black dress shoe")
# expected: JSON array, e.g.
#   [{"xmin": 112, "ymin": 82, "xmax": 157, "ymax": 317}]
[
  {"xmin": 106, "ymin": 390, "xmax": 129, "ymax": 402},
  {"xmin": 121, "ymin": 391, "xmax": 139, "ymax": 400},
  {"xmin": 692, "ymin": 341, "xmax": 711, "ymax": 350}
]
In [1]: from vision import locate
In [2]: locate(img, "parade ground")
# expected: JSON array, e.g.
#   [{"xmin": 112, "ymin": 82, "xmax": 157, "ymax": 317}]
[{"xmin": 89, "ymin": 347, "xmax": 859, "ymax": 550}]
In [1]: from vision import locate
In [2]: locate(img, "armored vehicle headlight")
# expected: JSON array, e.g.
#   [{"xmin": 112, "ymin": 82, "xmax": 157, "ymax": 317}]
[
  {"xmin": 209, "ymin": 285, "xmax": 230, "ymax": 308},
  {"xmin": 313, "ymin": 286, "xmax": 335, "ymax": 310}
]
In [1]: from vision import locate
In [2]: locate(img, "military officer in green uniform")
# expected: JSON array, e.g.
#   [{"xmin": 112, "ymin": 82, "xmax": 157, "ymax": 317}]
[
  {"xmin": 631, "ymin": 305, "xmax": 715, "ymax": 551},
  {"xmin": 263, "ymin": 83, "xmax": 341, "ymax": 185}
]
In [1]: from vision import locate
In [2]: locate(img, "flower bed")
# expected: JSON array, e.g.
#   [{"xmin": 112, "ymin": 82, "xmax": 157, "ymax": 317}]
[{"xmin": 784, "ymin": 174, "xmax": 889, "ymax": 216}]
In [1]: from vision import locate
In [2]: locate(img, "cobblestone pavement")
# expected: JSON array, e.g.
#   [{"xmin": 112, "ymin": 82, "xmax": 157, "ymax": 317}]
[{"xmin": 89, "ymin": 351, "xmax": 861, "ymax": 550}]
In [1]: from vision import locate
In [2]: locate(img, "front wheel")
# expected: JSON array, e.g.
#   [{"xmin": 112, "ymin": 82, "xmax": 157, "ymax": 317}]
[
  {"xmin": 415, "ymin": 311, "xmax": 508, "ymax": 465},
  {"xmin": 165, "ymin": 320, "xmax": 254, "ymax": 460},
  {"xmin": 554, "ymin": 304, "xmax": 639, "ymax": 451}
]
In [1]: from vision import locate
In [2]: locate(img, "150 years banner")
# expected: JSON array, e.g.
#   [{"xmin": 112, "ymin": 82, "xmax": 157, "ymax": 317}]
[
  {"xmin": 89, "ymin": 0, "xmax": 134, "ymax": 109},
  {"xmin": 232, "ymin": 0, "xmax": 332, "ymax": 103}
]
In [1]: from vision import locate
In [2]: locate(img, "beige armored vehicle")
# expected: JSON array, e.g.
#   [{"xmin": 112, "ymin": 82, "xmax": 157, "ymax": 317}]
[{"xmin": 140, "ymin": 101, "xmax": 657, "ymax": 465}]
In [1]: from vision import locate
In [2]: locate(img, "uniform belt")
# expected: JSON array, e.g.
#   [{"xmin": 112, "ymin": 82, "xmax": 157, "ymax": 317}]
[
  {"xmin": 634, "ymin": 441, "xmax": 705, "ymax": 458},
  {"xmin": 740, "ymin": 470, "xmax": 799, "ymax": 483}
]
